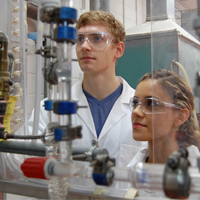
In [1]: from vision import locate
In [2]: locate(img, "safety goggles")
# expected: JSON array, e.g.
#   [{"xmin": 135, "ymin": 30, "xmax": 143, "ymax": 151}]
[
  {"xmin": 129, "ymin": 97, "xmax": 181, "ymax": 114},
  {"xmin": 76, "ymin": 32, "xmax": 116, "ymax": 51}
]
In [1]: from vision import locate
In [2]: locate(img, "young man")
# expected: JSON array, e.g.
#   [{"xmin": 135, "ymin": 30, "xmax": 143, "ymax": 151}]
[{"xmin": 70, "ymin": 10, "xmax": 146, "ymax": 167}]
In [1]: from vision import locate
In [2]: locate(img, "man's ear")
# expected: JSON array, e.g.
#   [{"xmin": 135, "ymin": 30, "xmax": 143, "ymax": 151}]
[
  {"xmin": 176, "ymin": 108, "xmax": 190, "ymax": 126},
  {"xmin": 115, "ymin": 42, "xmax": 124, "ymax": 59}
]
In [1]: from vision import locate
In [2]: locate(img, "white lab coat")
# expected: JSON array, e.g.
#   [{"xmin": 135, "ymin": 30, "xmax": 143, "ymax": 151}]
[
  {"xmin": 3, "ymin": 76, "xmax": 145, "ymax": 176},
  {"xmin": 0, "ymin": 76, "xmax": 146, "ymax": 199},
  {"xmin": 127, "ymin": 144, "xmax": 200, "ymax": 168},
  {"xmin": 115, "ymin": 144, "xmax": 200, "ymax": 198},
  {"xmin": 70, "ymin": 76, "xmax": 146, "ymax": 167},
  {"xmin": 22, "ymin": 76, "xmax": 146, "ymax": 167}
]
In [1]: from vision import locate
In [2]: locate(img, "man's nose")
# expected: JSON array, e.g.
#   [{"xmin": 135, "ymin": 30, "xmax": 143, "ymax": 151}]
[{"xmin": 81, "ymin": 38, "xmax": 91, "ymax": 50}]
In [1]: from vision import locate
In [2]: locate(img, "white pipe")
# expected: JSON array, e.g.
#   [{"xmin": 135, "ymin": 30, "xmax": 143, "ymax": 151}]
[
  {"xmin": 20, "ymin": 0, "xmax": 28, "ymax": 136},
  {"xmin": 44, "ymin": 160, "xmax": 200, "ymax": 195},
  {"xmin": 61, "ymin": 0, "xmax": 73, "ymax": 7},
  {"xmin": 0, "ymin": 153, "xmax": 7, "ymax": 200},
  {"xmin": 123, "ymin": 0, "xmax": 125, "ymax": 27},
  {"xmin": 32, "ymin": 0, "xmax": 43, "ymax": 137},
  {"xmin": 57, "ymin": 41, "xmax": 73, "ymax": 163},
  {"xmin": 136, "ymin": 0, "xmax": 138, "ymax": 25}
]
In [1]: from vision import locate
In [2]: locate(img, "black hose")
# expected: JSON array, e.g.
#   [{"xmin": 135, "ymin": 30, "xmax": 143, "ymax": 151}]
[{"xmin": 0, "ymin": 133, "xmax": 44, "ymax": 140}]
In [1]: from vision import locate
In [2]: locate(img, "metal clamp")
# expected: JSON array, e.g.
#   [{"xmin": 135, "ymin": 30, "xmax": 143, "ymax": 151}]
[
  {"xmin": 92, "ymin": 154, "xmax": 115, "ymax": 186},
  {"xmin": 163, "ymin": 148, "xmax": 191, "ymax": 199},
  {"xmin": 54, "ymin": 125, "xmax": 82, "ymax": 141}
]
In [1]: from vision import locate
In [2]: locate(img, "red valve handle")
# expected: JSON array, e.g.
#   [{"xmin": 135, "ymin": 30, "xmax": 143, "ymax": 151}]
[{"xmin": 21, "ymin": 157, "xmax": 49, "ymax": 179}]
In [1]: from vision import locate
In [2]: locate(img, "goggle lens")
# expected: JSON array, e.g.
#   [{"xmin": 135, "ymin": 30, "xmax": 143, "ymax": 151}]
[
  {"xmin": 76, "ymin": 32, "xmax": 114, "ymax": 51},
  {"xmin": 129, "ymin": 97, "xmax": 178, "ymax": 114}
]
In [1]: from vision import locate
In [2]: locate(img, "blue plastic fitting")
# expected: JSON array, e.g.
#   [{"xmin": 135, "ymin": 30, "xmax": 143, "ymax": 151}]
[
  {"xmin": 55, "ymin": 101, "xmax": 78, "ymax": 115},
  {"xmin": 57, "ymin": 26, "xmax": 77, "ymax": 41},
  {"xmin": 44, "ymin": 100, "xmax": 53, "ymax": 111},
  {"xmin": 92, "ymin": 174, "xmax": 108, "ymax": 186},
  {"xmin": 54, "ymin": 128, "xmax": 63, "ymax": 141},
  {"xmin": 60, "ymin": 7, "xmax": 77, "ymax": 21}
]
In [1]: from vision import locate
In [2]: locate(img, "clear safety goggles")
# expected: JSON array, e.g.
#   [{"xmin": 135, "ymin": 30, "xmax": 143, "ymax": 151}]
[
  {"xmin": 129, "ymin": 97, "xmax": 181, "ymax": 114},
  {"xmin": 76, "ymin": 32, "xmax": 116, "ymax": 51}
]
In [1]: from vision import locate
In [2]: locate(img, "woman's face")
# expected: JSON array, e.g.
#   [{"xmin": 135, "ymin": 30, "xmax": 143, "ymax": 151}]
[{"xmin": 131, "ymin": 79, "xmax": 177, "ymax": 142}]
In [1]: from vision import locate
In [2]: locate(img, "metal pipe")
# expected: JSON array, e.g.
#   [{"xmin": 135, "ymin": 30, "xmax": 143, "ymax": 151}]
[
  {"xmin": 0, "ymin": 179, "xmax": 130, "ymax": 199},
  {"xmin": 123, "ymin": 0, "xmax": 125, "ymax": 27},
  {"xmin": 90, "ymin": 0, "xmax": 110, "ymax": 12},
  {"xmin": 0, "ymin": 141, "xmax": 46, "ymax": 156},
  {"xmin": 0, "ymin": 141, "xmax": 109, "ymax": 160},
  {"xmin": 146, "ymin": 0, "xmax": 175, "ymax": 21},
  {"xmin": 72, "ymin": 154, "xmax": 87, "ymax": 161}
]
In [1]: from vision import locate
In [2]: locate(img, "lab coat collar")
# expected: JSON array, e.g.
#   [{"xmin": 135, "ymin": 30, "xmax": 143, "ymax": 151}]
[
  {"xmin": 99, "ymin": 77, "xmax": 135, "ymax": 140},
  {"xmin": 116, "ymin": 76, "xmax": 135, "ymax": 104},
  {"xmin": 71, "ymin": 76, "xmax": 135, "ymax": 140},
  {"xmin": 127, "ymin": 145, "xmax": 149, "ymax": 167},
  {"xmin": 72, "ymin": 79, "xmax": 97, "ymax": 138}
]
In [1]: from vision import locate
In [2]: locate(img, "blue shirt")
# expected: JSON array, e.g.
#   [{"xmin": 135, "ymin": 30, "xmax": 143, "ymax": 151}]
[{"xmin": 83, "ymin": 83, "xmax": 123, "ymax": 138}]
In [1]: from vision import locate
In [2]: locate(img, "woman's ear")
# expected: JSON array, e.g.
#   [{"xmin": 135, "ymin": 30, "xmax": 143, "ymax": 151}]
[
  {"xmin": 176, "ymin": 108, "xmax": 190, "ymax": 126},
  {"xmin": 115, "ymin": 42, "xmax": 124, "ymax": 59}
]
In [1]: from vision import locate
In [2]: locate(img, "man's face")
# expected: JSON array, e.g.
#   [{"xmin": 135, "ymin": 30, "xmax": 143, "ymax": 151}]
[{"xmin": 76, "ymin": 24, "xmax": 118, "ymax": 75}]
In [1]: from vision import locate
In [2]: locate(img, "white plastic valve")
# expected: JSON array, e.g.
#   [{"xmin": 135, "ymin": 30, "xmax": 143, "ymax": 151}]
[
  {"xmin": 13, "ymin": 29, "xmax": 20, "ymax": 36},
  {"xmin": 13, "ymin": 83, "xmax": 20, "ymax": 88},
  {"xmin": 14, "ymin": 106, "xmax": 21, "ymax": 112},
  {"xmin": 13, "ymin": 18, "xmax": 20, "ymax": 24},
  {"xmin": 12, "ymin": 118, "xmax": 22, "ymax": 124},
  {"xmin": 13, "ymin": 47, "xmax": 20, "ymax": 53},
  {"xmin": 13, "ymin": 70, "xmax": 21, "ymax": 77},
  {"xmin": 13, "ymin": 6, "xmax": 20, "ymax": 12},
  {"xmin": 14, "ymin": 59, "xmax": 21, "ymax": 64}
]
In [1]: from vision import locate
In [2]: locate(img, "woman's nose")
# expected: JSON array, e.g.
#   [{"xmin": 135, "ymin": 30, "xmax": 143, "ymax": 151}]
[{"xmin": 132, "ymin": 104, "xmax": 144, "ymax": 117}]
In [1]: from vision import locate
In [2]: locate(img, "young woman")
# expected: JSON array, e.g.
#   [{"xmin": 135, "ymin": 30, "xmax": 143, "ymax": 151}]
[{"xmin": 128, "ymin": 69, "xmax": 200, "ymax": 166}]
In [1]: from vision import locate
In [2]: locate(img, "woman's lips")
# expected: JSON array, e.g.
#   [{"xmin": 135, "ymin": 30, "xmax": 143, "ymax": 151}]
[{"xmin": 133, "ymin": 122, "xmax": 146, "ymax": 129}]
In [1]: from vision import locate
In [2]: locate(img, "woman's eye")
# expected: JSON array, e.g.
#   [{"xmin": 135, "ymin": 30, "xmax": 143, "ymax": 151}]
[
  {"xmin": 132, "ymin": 100, "xmax": 138, "ymax": 107},
  {"xmin": 147, "ymin": 99, "xmax": 159, "ymax": 106}
]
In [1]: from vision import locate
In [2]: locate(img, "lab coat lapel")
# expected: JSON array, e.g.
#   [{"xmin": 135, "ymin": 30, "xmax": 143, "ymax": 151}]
[
  {"xmin": 99, "ymin": 99, "xmax": 127, "ymax": 140},
  {"xmin": 72, "ymin": 80, "xmax": 97, "ymax": 138},
  {"xmin": 98, "ymin": 77, "xmax": 135, "ymax": 140}
]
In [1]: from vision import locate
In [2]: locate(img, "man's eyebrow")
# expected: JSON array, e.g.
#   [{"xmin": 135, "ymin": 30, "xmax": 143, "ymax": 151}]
[{"xmin": 78, "ymin": 32, "xmax": 104, "ymax": 34}]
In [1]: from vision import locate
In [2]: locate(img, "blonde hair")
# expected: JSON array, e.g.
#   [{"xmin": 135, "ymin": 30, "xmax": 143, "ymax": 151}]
[
  {"xmin": 76, "ymin": 10, "xmax": 125, "ymax": 43},
  {"xmin": 140, "ymin": 69, "xmax": 200, "ymax": 149}
]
